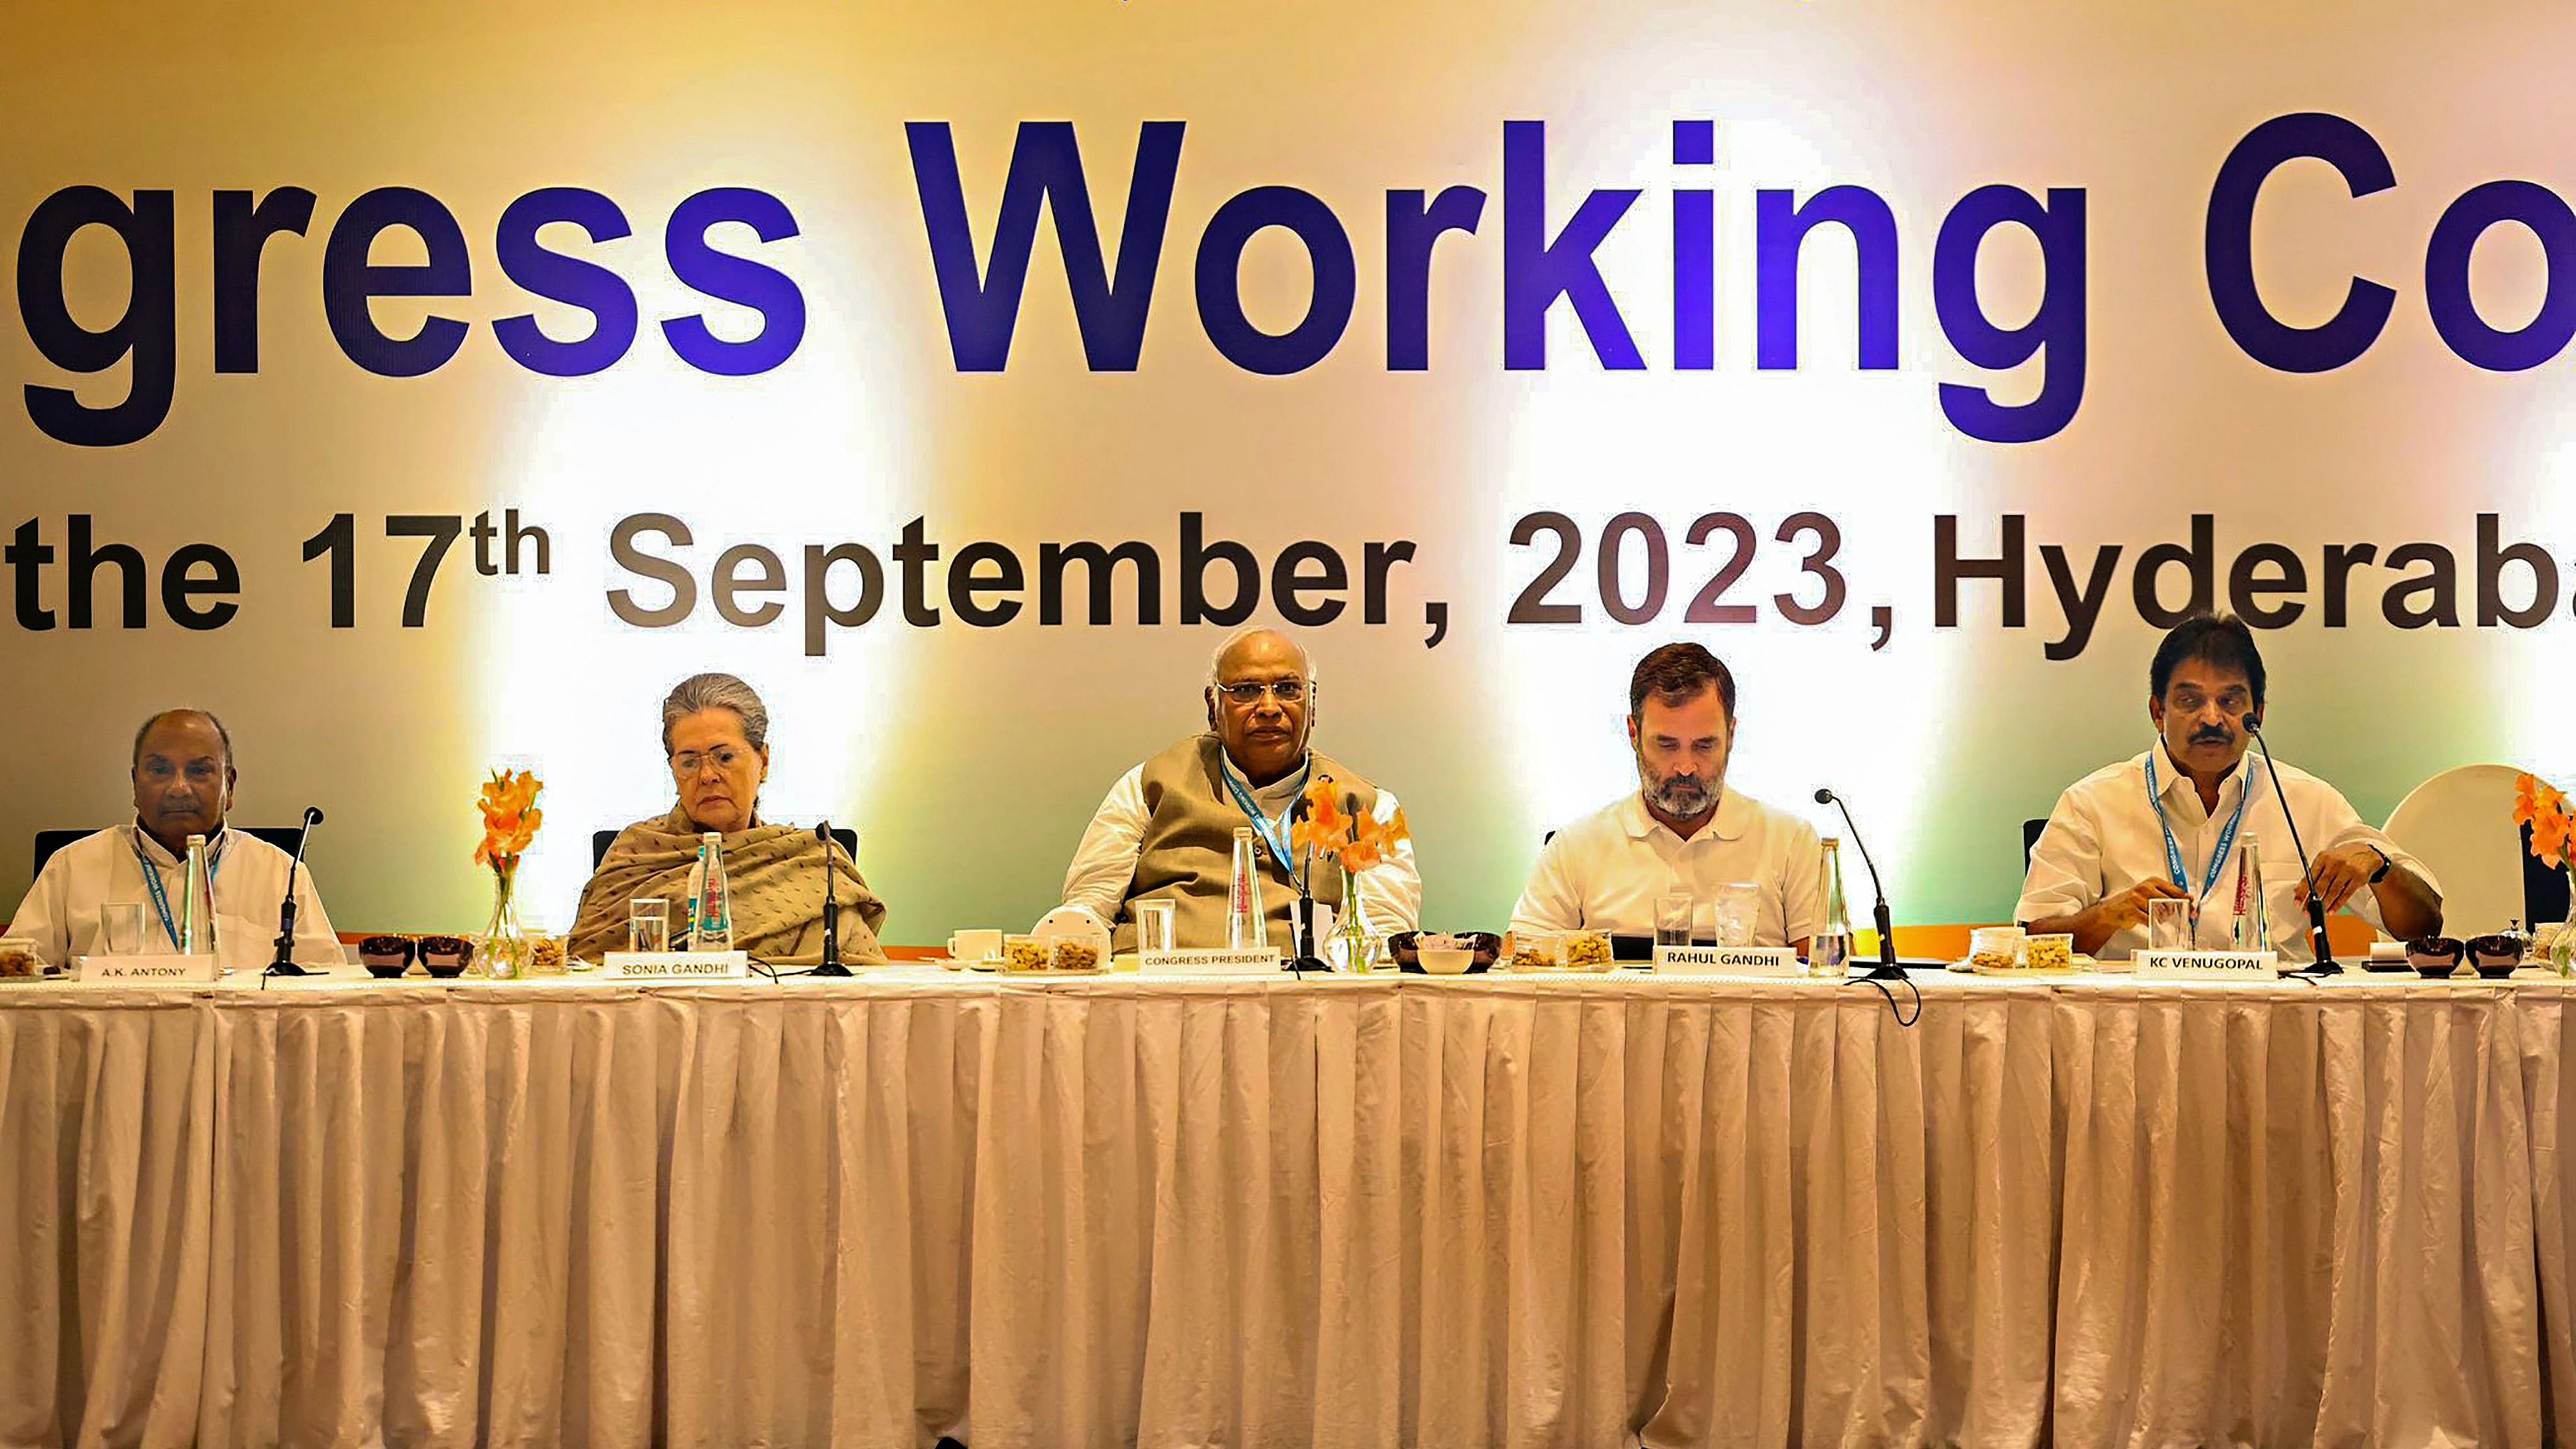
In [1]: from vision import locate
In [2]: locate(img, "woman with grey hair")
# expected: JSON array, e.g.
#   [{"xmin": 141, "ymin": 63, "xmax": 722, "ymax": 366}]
[{"xmin": 569, "ymin": 672, "xmax": 888, "ymax": 963}]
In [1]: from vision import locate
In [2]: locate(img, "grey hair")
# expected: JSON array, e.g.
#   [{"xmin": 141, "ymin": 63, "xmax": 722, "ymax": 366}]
[
  {"xmin": 131, "ymin": 709, "xmax": 233, "ymax": 771},
  {"xmin": 1205, "ymin": 626, "xmax": 1317, "ymax": 686},
  {"xmin": 660, "ymin": 672, "xmax": 770, "ymax": 755}
]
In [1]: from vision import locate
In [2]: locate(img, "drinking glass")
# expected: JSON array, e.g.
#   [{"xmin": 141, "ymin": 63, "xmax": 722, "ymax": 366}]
[
  {"xmin": 1655, "ymin": 892, "xmax": 1694, "ymax": 948},
  {"xmin": 1713, "ymin": 883, "xmax": 1761, "ymax": 947},
  {"xmin": 1136, "ymin": 899, "xmax": 1178, "ymax": 954},
  {"xmin": 628, "ymin": 897, "xmax": 670, "ymax": 953},
  {"xmin": 101, "ymin": 902, "xmax": 148, "ymax": 956},
  {"xmin": 2147, "ymin": 897, "xmax": 2195, "ymax": 952}
]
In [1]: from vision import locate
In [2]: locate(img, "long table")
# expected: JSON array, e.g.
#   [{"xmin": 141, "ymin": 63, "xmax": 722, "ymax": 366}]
[{"xmin": 0, "ymin": 970, "xmax": 2569, "ymax": 1448}]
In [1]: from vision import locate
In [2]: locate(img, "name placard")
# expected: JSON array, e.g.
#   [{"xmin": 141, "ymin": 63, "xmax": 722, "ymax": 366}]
[
  {"xmin": 602, "ymin": 950, "xmax": 751, "ymax": 982},
  {"xmin": 2135, "ymin": 949, "xmax": 2280, "ymax": 980},
  {"xmin": 1138, "ymin": 947, "xmax": 1286, "ymax": 976},
  {"xmin": 77, "ymin": 953, "xmax": 220, "ymax": 984},
  {"xmin": 1653, "ymin": 944, "xmax": 1803, "ymax": 976}
]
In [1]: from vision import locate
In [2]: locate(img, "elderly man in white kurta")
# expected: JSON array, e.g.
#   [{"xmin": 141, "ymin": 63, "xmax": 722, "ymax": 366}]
[
  {"xmin": 1514, "ymin": 642, "xmax": 1821, "ymax": 951},
  {"xmin": 1058, "ymin": 628, "xmax": 1420, "ymax": 952},
  {"xmin": 6, "ymin": 709, "xmax": 342, "ymax": 970}
]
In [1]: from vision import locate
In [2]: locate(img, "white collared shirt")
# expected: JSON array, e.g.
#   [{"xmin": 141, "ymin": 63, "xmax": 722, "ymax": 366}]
[
  {"xmin": 5, "ymin": 823, "xmax": 344, "ymax": 970},
  {"xmin": 2015, "ymin": 743, "xmax": 2436, "ymax": 961},
  {"xmin": 1059, "ymin": 752, "xmax": 1423, "ymax": 934},
  {"xmin": 1512, "ymin": 789, "xmax": 1825, "ymax": 946}
]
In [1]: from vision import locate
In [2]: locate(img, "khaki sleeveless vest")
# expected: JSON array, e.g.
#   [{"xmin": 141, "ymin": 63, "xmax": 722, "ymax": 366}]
[{"xmin": 1120, "ymin": 733, "xmax": 1382, "ymax": 952}]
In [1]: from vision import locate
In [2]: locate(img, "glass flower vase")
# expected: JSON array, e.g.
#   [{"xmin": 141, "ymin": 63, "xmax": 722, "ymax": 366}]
[
  {"xmin": 476, "ymin": 862, "xmax": 528, "ymax": 978},
  {"xmin": 1335, "ymin": 861, "xmax": 1381, "ymax": 972}
]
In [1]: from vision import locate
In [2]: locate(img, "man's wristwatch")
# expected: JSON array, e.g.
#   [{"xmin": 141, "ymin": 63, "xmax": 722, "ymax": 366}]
[{"xmin": 2366, "ymin": 845, "xmax": 2392, "ymax": 884}]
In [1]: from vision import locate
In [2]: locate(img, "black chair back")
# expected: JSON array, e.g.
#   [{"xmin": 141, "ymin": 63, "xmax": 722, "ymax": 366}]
[
  {"xmin": 592, "ymin": 826, "xmax": 857, "ymax": 870},
  {"xmin": 2022, "ymin": 818, "xmax": 2048, "ymax": 872},
  {"xmin": 33, "ymin": 825, "xmax": 312, "ymax": 878}
]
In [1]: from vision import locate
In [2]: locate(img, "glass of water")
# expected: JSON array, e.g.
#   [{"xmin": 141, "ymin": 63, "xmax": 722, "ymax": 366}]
[
  {"xmin": 1655, "ymin": 892, "xmax": 1694, "ymax": 948},
  {"xmin": 101, "ymin": 902, "xmax": 148, "ymax": 956},
  {"xmin": 2147, "ymin": 896, "xmax": 2195, "ymax": 952},
  {"xmin": 1713, "ymin": 883, "xmax": 1760, "ymax": 947},
  {"xmin": 628, "ymin": 897, "xmax": 670, "ymax": 953},
  {"xmin": 1136, "ymin": 899, "xmax": 1178, "ymax": 954}
]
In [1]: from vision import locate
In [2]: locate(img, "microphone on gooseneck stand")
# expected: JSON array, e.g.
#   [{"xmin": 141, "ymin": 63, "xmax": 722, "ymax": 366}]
[
  {"xmin": 1289, "ymin": 787, "xmax": 1329, "ymax": 974},
  {"xmin": 1813, "ymin": 788, "xmax": 1906, "ymax": 983},
  {"xmin": 2242, "ymin": 714, "xmax": 2340, "ymax": 976},
  {"xmin": 810, "ymin": 821, "xmax": 851, "ymax": 977},
  {"xmin": 266, "ymin": 805, "xmax": 325, "ymax": 978}
]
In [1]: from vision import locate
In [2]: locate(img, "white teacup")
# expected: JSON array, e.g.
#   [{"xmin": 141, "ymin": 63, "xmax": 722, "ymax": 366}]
[{"xmin": 947, "ymin": 928, "xmax": 1004, "ymax": 964}]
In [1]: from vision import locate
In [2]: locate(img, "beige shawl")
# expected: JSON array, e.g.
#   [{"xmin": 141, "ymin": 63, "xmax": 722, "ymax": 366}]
[{"xmin": 569, "ymin": 807, "xmax": 889, "ymax": 965}]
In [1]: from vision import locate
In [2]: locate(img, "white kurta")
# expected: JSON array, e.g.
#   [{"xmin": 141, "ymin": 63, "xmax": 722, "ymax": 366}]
[{"xmin": 5, "ymin": 823, "xmax": 344, "ymax": 970}]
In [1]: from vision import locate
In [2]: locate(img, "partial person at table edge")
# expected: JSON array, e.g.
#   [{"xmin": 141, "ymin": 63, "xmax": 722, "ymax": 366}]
[
  {"xmin": 569, "ymin": 672, "xmax": 888, "ymax": 965},
  {"xmin": 2016, "ymin": 612, "xmax": 2442, "ymax": 961},
  {"xmin": 1511, "ymin": 642, "xmax": 1820, "ymax": 952},
  {"xmin": 1057, "ymin": 626, "xmax": 1422, "ymax": 952},
  {"xmin": 5, "ymin": 708, "xmax": 343, "ymax": 970}
]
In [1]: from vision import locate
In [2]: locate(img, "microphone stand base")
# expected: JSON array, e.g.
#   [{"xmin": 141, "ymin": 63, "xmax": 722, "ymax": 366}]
[
  {"xmin": 807, "ymin": 960, "xmax": 855, "ymax": 978},
  {"xmin": 264, "ymin": 960, "xmax": 313, "ymax": 977}
]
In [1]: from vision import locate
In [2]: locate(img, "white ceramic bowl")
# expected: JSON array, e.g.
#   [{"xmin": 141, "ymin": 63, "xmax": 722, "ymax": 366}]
[{"xmin": 1418, "ymin": 947, "xmax": 1474, "ymax": 975}]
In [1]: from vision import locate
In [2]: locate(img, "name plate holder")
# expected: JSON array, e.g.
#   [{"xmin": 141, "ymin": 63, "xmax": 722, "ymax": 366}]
[
  {"xmin": 2135, "ymin": 948, "xmax": 2280, "ymax": 981},
  {"xmin": 1653, "ymin": 944, "xmax": 1805, "ymax": 977},
  {"xmin": 600, "ymin": 950, "xmax": 751, "ymax": 982},
  {"xmin": 77, "ymin": 954, "xmax": 220, "ymax": 985},
  {"xmin": 1138, "ymin": 947, "xmax": 1287, "ymax": 976}
]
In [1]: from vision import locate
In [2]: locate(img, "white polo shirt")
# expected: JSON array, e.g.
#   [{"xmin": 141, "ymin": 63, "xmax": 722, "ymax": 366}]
[
  {"xmin": 1512, "ymin": 789, "xmax": 1824, "ymax": 946},
  {"xmin": 2014, "ymin": 742, "xmax": 2436, "ymax": 962},
  {"xmin": 5, "ymin": 823, "xmax": 344, "ymax": 970}
]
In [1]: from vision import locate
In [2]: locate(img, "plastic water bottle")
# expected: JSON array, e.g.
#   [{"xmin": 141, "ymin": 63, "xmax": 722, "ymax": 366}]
[
  {"xmin": 694, "ymin": 831, "xmax": 733, "ymax": 952},
  {"xmin": 1227, "ymin": 827, "xmax": 1269, "ymax": 952},
  {"xmin": 2232, "ymin": 835, "xmax": 2268, "ymax": 952},
  {"xmin": 181, "ymin": 833, "xmax": 212, "ymax": 957}
]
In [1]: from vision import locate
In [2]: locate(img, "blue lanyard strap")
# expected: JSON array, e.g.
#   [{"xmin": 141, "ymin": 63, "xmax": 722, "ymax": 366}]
[
  {"xmin": 2143, "ymin": 753, "xmax": 2253, "ymax": 899},
  {"xmin": 130, "ymin": 829, "xmax": 222, "ymax": 951},
  {"xmin": 1220, "ymin": 758, "xmax": 1311, "ymax": 875}
]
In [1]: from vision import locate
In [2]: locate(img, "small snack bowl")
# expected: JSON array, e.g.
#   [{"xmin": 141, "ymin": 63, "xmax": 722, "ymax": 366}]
[
  {"xmin": 1416, "ymin": 931, "xmax": 1477, "ymax": 975},
  {"xmin": 1390, "ymin": 931, "xmax": 1500, "ymax": 974},
  {"xmin": 358, "ymin": 934, "xmax": 417, "ymax": 978},
  {"xmin": 2019, "ymin": 933, "xmax": 2075, "ymax": 973},
  {"xmin": 1968, "ymin": 926, "xmax": 2026, "ymax": 972},
  {"xmin": 0, "ymin": 935, "xmax": 42, "ymax": 978},
  {"xmin": 2406, "ymin": 936, "xmax": 2466, "ymax": 978},
  {"xmin": 523, "ymin": 934, "xmax": 570, "ymax": 977},
  {"xmin": 417, "ymin": 935, "xmax": 474, "ymax": 978},
  {"xmin": 1049, "ymin": 938, "xmax": 1104, "ymax": 973},
  {"xmin": 2469, "ymin": 932, "xmax": 2527, "ymax": 979},
  {"xmin": 1002, "ymin": 934, "xmax": 1051, "ymax": 973},
  {"xmin": 1503, "ymin": 931, "xmax": 1561, "ymax": 973},
  {"xmin": 1560, "ymin": 929, "xmax": 1616, "ymax": 972}
]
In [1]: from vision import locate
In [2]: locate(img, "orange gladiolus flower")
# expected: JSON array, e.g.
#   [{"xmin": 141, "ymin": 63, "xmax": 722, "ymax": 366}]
[
  {"xmin": 2515, "ymin": 772, "xmax": 2571, "ymax": 870},
  {"xmin": 474, "ymin": 767, "xmax": 545, "ymax": 870}
]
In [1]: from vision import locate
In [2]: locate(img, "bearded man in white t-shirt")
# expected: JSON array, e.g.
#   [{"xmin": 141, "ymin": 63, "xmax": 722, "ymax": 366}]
[{"xmin": 1512, "ymin": 642, "xmax": 1822, "ymax": 950}]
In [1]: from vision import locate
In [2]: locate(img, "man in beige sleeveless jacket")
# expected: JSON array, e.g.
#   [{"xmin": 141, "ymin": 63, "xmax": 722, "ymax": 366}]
[{"xmin": 1058, "ymin": 628, "xmax": 1422, "ymax": 952}]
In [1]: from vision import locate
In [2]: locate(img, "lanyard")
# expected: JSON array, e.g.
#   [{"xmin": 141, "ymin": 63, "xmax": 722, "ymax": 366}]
[
  {"xmin": 2143, "ymin": 753, "xmax": 2253, "ymax": 900},
  {"xmin": 1220, "ymin": 757, "xmax": 1311, "ymax": 874},
  {"xmin": 131, "ymin": 829, "xmax": 223, "ymax": 952}
]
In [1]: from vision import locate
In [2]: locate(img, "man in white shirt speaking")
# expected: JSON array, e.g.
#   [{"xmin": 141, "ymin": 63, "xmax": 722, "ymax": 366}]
[
  {"xmin": 7, "ymin": 709, "xmax": 343, "ymax": 970},
  {"xmin": 1512, "ymin": 643, "xmax": 1822, "ymax": 951},
  {"xmin": 1058, "ymin": 628, "xmax": 1421, "ymax": 952},
  {"xmin": 2016, "ymin": 613, "xmax": 2442, "ymax": 962}
]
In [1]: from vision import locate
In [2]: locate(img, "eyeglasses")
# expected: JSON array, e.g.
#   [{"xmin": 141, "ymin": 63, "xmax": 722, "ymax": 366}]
[
  {"xmin": 1213, "ymin": 679, "xmax": 1309, "ymax": 706},
  {"xmin": 670, "ymin": 746, "xmax": 751, "ymax": 777}
]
